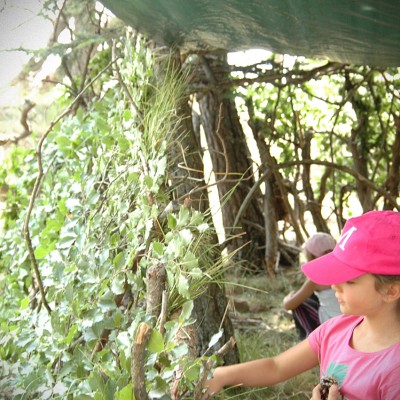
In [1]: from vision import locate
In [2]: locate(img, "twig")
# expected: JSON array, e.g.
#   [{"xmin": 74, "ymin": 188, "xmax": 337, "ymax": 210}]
[
  {"xmin": 0, "ymin": 100, "xmax": 36, "ymax": 146},
  {"xmin": 189, "ymin": 62, "xmax": 344, "ymax": 93},
  {"xmin": 112, "ymin": 40, "xmax": 144, "ymax": 122},
  {"xmin": 51, "ymin": 0, "xmax": 68, "ymax": 44},
  {"xmin": 214, "ymin": 103, "xmax": 229, "ymax": 181},
  {"xmin": 232, "ymin": 169, "xmax": 272, "ymax": 231},
  {"xmin": 18, "ymin": 100, "xmax": 36, "ymax": 142},
  {"xmin": 160, "ymin": 290, "xmax": 168, "ymax": 335},
  {"xmin": 194, "ymin": 337, "xmax": 236, "ymax": 400}
]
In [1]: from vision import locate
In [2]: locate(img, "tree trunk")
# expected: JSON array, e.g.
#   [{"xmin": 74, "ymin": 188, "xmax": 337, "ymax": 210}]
[
  {"xmin": 163, "ymin": 51, "xmax": 239, "ymax": 364},
  {"xmin": 246, "ymin": 98, "xmax": 302, "ymax": 271},
  {"xmin": 302, "ymin": 131, "xmax": 330, "ymax": 232},
  {"xmin": 196, "ymin": 54, "xmax": 266, "ymax": 272}
]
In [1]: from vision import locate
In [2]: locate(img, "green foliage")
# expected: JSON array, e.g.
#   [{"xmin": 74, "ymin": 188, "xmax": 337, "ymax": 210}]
[
  {"xmin": 0, "ymin": 37, "xmax": 219, "ymax": 399},
  {"xmin": 238, "ymin": 58, "xmax": 400, "ymax": 218}
]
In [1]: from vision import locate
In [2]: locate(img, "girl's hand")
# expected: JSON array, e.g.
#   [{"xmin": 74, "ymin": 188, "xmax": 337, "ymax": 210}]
[
  {"xmin": 202, "ymin": 374, "xmax": 222, "ymax": 399},
  {"xmin": 310, "ymin": 383, "xmax": 341, "ymax": 400},
  {"xmin": 283, "ymin": 290, "xmax": 296, "ymax": 304}
]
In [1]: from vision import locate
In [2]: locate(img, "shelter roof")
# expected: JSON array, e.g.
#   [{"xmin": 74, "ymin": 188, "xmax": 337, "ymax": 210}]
[{"xmin": 100, "ymin": 0, "xmax": 400, "ymax": 66}]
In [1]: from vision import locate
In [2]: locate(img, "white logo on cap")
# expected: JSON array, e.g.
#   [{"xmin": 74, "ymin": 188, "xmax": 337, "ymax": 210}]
[{"xmin": 338, "ymin": 226, "xmax": 357, "ymax": 251}]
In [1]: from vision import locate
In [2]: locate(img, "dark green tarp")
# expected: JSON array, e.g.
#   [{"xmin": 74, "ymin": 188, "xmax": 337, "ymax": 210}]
[{"xmin": 100, "ymin": 0, "xmax": 400, "ymax": 67}]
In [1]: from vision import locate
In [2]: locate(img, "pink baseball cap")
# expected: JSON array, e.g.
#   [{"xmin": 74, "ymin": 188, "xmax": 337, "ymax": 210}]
[
  {"xmin": 301, "ymin": 210, "xmax": 400, "ymax": 285},
  {"xmin": 304, "ymin": 232, "xmax": 336, "ymax": 258}
]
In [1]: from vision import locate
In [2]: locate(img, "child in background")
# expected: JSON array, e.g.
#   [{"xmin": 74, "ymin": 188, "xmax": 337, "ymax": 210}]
[
  {"xmin": 283, "ymin": 232, "xmax": 341, "ymax": 339},
  {"xmin": 205, "ymin": 211, "xmax": 400, "ymax": 400}
]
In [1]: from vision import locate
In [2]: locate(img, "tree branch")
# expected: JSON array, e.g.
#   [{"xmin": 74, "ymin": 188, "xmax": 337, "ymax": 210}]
[
  {"xmin": 0, "ymin": 100, "xmax": 35, "ymax": 146},
  {"xmin": 279, "ymin": 159, "xmax": 399, "ymax": 210},
  {"xmin": 132, "ymin": 322, "xmax": 152, "ymax": 400}
]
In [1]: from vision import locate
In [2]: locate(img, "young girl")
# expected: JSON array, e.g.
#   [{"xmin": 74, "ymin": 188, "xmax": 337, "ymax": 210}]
[
  {"xmin": 205, "ymin": 210, "xmax": 400, "ymax": 399},
  {"xmin": 283, "ymin": 232, "xmax": 341, "ymax": 339}
]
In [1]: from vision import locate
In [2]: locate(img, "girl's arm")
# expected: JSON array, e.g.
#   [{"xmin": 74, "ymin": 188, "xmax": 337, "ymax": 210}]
[
  {"xmin": 283, "ymin": 279, "xmax": 318, "ymax": 310},
  {"xmin": 204, "ymin": 339, "xmax": 319, "ymax": 396}
]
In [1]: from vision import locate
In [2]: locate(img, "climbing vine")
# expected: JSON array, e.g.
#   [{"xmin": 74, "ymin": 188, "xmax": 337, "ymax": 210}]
[{"xmin": 0, "ymin": 35, "xmax": 225, "ymax": 399}]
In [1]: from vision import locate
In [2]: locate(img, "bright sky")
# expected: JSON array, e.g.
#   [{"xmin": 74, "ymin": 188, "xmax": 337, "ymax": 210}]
[{"xmin": 0, "ymin": 0, "xmax": 52, "ymax": 102}]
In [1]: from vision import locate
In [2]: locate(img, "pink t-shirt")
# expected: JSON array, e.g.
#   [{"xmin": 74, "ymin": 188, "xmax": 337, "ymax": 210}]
[{"xmin": 308, "ymin": 314, "xmax": 400, "ymax": 400}]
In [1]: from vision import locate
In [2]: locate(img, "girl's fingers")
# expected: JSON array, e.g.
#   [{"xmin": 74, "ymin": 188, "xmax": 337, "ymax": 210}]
[
  {"xmin": 310, "ymin": 384, "xmax": 322, "ymax": 399},
  {"xmin": 328, "ymin": 384, "xmax": 341, "ymax": 399}
]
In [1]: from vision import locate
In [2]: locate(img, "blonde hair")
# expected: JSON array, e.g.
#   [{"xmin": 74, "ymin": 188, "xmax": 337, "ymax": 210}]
[
  {"xmin": 374, "ymin": 275, "xmax": 400, "ymax": 312},
  {"xmin": 374, "ymin": 274, "xmax": 400, "ymax": 292}
]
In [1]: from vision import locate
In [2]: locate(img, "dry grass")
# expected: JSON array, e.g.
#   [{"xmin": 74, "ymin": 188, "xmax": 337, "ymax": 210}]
[{"xmin": 216, "ymin": 267, "xmax": 320, "ymax": 399}]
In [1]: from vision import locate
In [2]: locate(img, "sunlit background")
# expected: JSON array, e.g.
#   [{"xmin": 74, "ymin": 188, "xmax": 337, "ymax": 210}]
[{"xmin": 0, "ymin": 1, "xmax": 54, "ymax": 103}]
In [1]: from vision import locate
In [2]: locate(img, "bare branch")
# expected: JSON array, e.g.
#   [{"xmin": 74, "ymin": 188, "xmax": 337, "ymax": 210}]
[
  {"xmin": 279, "ymin": 159, "xmax": 399, "ymax": 210},
  {"xmin": 132, "ymin": 323, "xmax": 152, "ymax": 400},
  {"xmin": 0, "ymin": 100, "xmax": 35, "ymax": 146}
]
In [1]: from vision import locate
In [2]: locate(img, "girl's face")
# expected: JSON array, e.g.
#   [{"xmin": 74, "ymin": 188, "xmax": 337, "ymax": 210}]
[{"xmin": 332, "ymin": 274, "xmax": 387, "ymax": 317}]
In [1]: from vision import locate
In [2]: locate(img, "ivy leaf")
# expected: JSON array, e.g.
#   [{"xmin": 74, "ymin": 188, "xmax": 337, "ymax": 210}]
[
  {"xmin": 53, "ymin": 382, "xmax": 68, "ymax": 395},
  {"xmin": 34, "ymin": 245, "xmax": 54, "ymax": 259},
  {"xmin": 180, "ymin": 301, "xmax": 193, "ymax": 321},
  {"xmin": 189, "ymin": 267, "xmax": 202, "ymax": 279},
  {"xmin": 56, "ymin": 135, "xmax": 71, "ymax": 151},
  {"xmin": 113, "ymin": 252, "xmax": 126, "ymax": 269},
  {"xmin": 98, "ymin": 248, "xmax": 110, "ymax": 266},
  {"xmin": 182, "ymin": 252, "xmax": 198, "ymax": 270},
  {"xmin": 179, "ymin": 229, "xmax": 193, "ymax": 246},
  {"xmin": 177, "ymin": 206, "xmax": 189, "ymax": 227},
  {"xmin": 148, "ymin": 377, "xmax": 170, "ymax": 399},
  {"xmin": 184, "ymin": 363, "xmax": 201, "ymax": 382},
  {"xmin": 197, "ymin": 223, "xmax": 209, "ymax": 233},
  {"xmin": 148, "ymin": 329, "xmax": 164, "ymax": 354},
  {"xmin": 123, "ymin": 110, "xmax": 132, "ymax": 121},
  {"xmin": 152, "ymin": 241, "xmax": 164, "ymax": 256},
  {"xmin": 101, "ymin": 134, "xmax": 114, "ymax": 148},
  {"xmin": 115, "ymin": 383, "xmax": 134, "ymax": 400},
  {"xmin": 63, "ymin": 324, "xmax": 78, "ymax": 345},
  {"xmin": 167, "ymin": 214, "xmax": 177, "ymax": 229},
  {"xmin": 171, "ymin": 343, "xmax": 188, "ymax": 358},
  {"xmin": 87, "ymin": 190, "xmax": 100, "ymax": 206},
  {"xmin": 42, "ymin": 389, "xmax": 53, "ymax": 399},
  {"xmin": 20, "ymin": 296, "xmax": 30, "ymax": 310},
  {"xmin": 178, "ymin": 274, "xmax": 190, "ymax": 299},
  {"xmin": 65, "ymin": 282, "xmax": 74, "ymax": 304},
  {"xmin": 116, "ymin": 331, "xmax": 131, "ymax": 348},
  {"xmin": 111, "ymin": 275, "xmax": 125, "ymax": 295},
  {"xmin": 118, "ymin": 137, "xmax": 131, "ymax": 151},
  {"xmin": 65, "ymin": 198, "xmax": 81, "ymax": 210},
  {"xmin": 189, "ymin": 211, "xmax": 204, "ymax": 226},
  {"xmin": 128, "ymin": 171, "xmax": 139, "ymax": 184},
  {"xmin": 99, "ymin": 291, "xmax": 117, "ymax": 312},
  {"xmin": 143, "ymin": 175, "xmax": 153, "ymax": 189},
  {"xmin": 57, "ymin": 236, "xmax": 76, "ymax": 249}
]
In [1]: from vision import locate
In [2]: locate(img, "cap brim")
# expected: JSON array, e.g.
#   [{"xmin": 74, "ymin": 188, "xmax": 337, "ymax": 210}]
[{"xmin": 301, "ymin": 251, "xmax": 365, "ymax": 285}]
